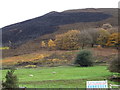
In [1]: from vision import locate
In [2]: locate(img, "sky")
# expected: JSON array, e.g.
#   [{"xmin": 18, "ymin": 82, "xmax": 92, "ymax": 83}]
[{"xmin": 0, "ymin": 0, "xmax": 119, "ymax": 28}]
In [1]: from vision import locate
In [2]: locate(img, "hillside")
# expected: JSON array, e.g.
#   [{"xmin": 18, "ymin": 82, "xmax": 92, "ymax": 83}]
[
  {"xmin": 2, "ymin": 8, "xmax": 118, "ymax": 46},
  {"xmin": 2, "ymin": 8, "xmax": 118, "ymax": 57}
]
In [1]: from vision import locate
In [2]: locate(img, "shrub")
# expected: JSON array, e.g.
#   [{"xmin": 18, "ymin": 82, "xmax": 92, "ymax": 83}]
[
  {"xmin": 24, "ymin": 65, "xmax": 37, "ymax": 68},
  {"xmin": 2, "ymin": 69, "xmax": 19, "ymax": 89},
  {"xmin": 108, "ymin": 57, "xmax": 120, "ymax": 73},
  {"xmin": 97, "ymin": 45, "xmax": 102, "ymax": 49},
  {"xmin": 74, "ymin": 50, "xmax": 93, "ymax": 67}
]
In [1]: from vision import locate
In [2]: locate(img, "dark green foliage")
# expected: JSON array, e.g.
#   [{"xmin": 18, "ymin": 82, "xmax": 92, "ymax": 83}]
[
  {"xmin": 108, "ymin": 57, "xmax": 120, "ymax": 73},
  {"xmin": 74, "ymin": 50, "xmax": 93, "ymax": 67},
  {"xmin": 2, "ymin": 69, "xmax": 19, "ymax": 89}
]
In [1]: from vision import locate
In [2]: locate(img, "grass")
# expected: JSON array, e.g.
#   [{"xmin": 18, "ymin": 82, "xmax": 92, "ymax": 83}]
[{"xmin": 1, "ymin": 66, "xmax": 119, "ymax": 88}]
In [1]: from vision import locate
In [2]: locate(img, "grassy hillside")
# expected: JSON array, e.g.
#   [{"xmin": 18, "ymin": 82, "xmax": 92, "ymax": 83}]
[{"xmin": 1, "ymin": 66, "xmax": 119, "ymax": 88}]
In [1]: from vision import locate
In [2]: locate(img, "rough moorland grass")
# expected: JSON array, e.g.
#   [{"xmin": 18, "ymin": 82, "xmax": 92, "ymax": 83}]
[{"xmin": 1, "ymin": 66, "xmax": 119, "ymax": 88}]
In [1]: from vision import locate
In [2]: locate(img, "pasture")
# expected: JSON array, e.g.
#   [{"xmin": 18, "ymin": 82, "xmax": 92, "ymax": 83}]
[{"xmin": 1, "ymin": 66, "xmax": 119, "ymax": 88}]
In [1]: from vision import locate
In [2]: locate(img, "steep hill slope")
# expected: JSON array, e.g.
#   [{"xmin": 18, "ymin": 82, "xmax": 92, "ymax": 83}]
[
  {"xmin": 2, "ymin": 8, "xmax": 118, "ymax": 57},
  {"xmin": 2, "ymin": 8, "xmax": 118, "ymax": 47}
]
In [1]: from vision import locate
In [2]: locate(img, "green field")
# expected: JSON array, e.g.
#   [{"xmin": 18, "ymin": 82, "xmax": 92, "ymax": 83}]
[{"xmin": 1, "ymin": 66, "xmax": 119, "ymax": 88}]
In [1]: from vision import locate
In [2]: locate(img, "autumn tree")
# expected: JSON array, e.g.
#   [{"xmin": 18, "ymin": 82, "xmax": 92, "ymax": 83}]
[
  {"xmin": 78, "ymin": 30, "xmax": 93, "ymax": 49},
  {"xmin": 97, "ymin": 29, "xmax": 110, "ymax": 47},
  {"xmin": 41, "ymin": 41, "xmax": 46, "ymax": 48},
  {"xmin": 106, "ymin": 33, "xmax": 120, "ymax": 49},
  {"xmin": 55, "ymin": 30, "xmax": 80, "ymax": 50},
  {"xmin": 48, "ymin": 39, "xmax": 56, "ymax": 50}
]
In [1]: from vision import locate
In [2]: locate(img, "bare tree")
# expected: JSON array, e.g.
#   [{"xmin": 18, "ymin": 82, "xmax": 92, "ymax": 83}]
[
  {"xmin": 87, "ymin": 28, "xmax": 99, "ymax": 47},
  {"xmin": 78, "ymin": 30, "xmax": 93, "ymax": 49}
]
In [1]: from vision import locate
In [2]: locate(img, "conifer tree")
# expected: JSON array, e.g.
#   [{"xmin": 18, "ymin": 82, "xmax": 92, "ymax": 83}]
[{"xmin": 2, "ymin": 69, "xmax": 19, "ymax": 89}]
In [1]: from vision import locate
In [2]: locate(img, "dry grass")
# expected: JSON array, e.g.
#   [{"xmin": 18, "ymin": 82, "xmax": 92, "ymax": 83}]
[
  {"xmin": 2, "ymin": 52, "xmax": 50, "ymax": 65},
  {"xmin": 93, "ymin": 48, "xmax": 118, "ymax": 56},
  {"xmin": 2, "ymin": 48, "xmax": 118, "ymax": 66}
]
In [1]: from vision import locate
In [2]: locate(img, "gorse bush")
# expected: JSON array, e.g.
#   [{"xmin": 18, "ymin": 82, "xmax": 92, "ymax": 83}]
[
  {"xmin": 24, "ymin": 65, "xmax": 37, "ymax": 68},
  {"xmin": 108, "ymin": 57, "xmax": 120, "ymax": 73},
  {"xmin": 74, "ymin": 50, "xmax": 93, "ymax": 67}
]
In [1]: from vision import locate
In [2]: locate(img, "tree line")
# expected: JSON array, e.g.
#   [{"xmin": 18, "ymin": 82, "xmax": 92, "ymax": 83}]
[{"xmin": 41, "ymin": 23, "xmax": 119, "ymax": 50}]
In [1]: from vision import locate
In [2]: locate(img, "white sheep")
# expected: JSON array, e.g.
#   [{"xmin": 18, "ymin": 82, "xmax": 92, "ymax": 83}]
[
  {"xmin": 52, "ymin": 72, "xmax": 56, "ymax": 74},
  {"xmin": 29, "ymin": 74, "xmax": 33, "ymax": 77}
]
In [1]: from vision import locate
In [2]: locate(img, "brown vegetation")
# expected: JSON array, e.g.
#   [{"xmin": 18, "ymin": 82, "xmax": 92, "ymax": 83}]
[{"xmin": 2, "ymin": 48, "xmax": 118, "ymax": 67}]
